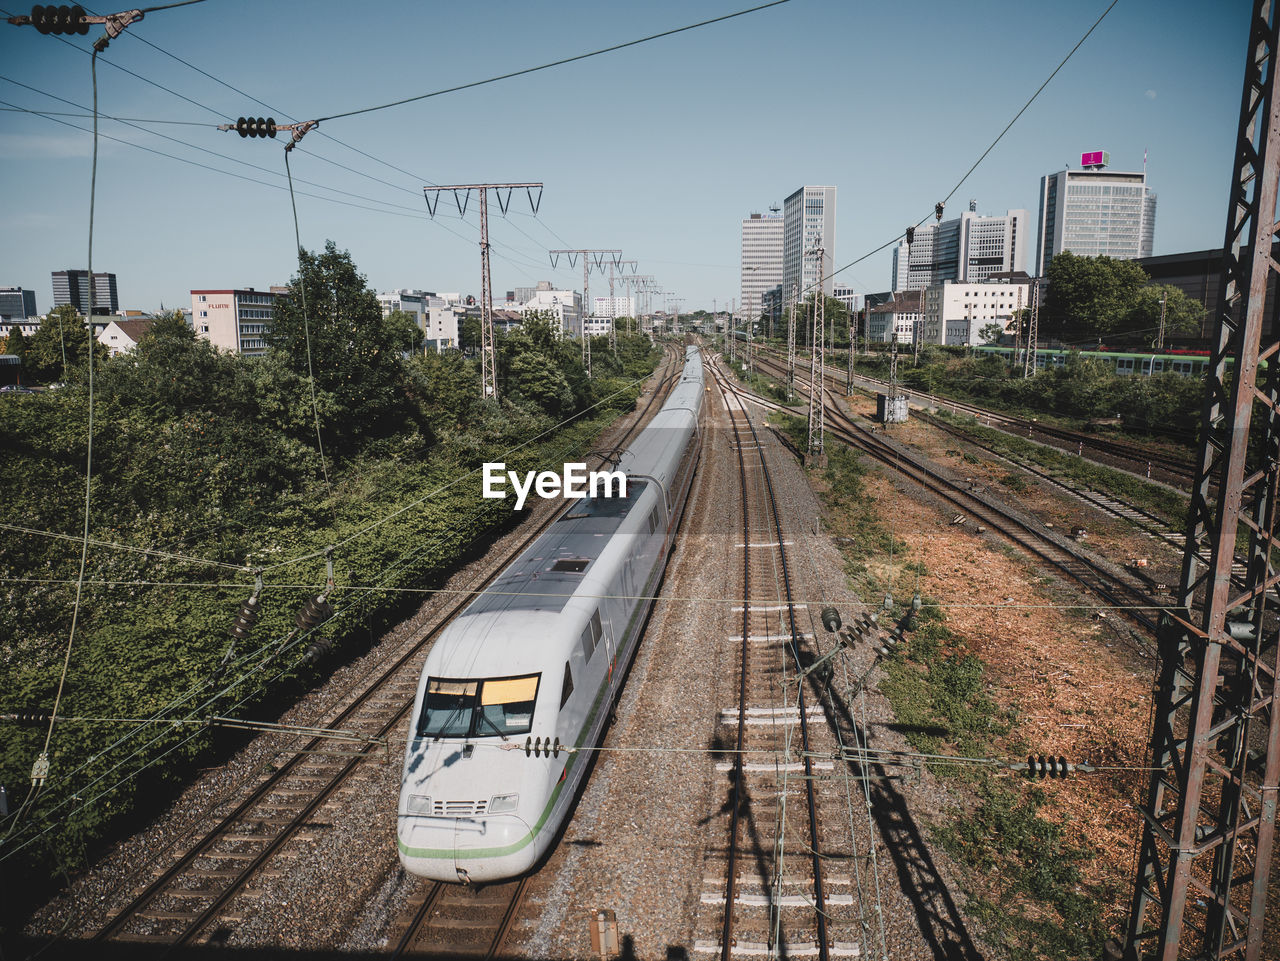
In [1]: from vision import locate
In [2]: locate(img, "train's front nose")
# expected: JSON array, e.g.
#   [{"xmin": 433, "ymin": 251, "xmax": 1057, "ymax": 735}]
[{"xmin": 398, "ymin": 810, "xmax": 535, "ymax": 883}]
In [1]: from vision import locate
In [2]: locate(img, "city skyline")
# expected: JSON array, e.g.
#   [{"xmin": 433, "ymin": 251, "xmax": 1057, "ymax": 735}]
[{"xmin": 0, "ymin": 1, "xmax": 1247, "ymax": 315}]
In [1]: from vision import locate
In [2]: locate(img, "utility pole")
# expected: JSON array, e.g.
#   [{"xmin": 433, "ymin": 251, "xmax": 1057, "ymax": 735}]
[
  {"xmin": 1117, "ymin": 3, "xmax": 1280, "ymax": 958},
  {"xmin": 1023, "ymin": 280, "xmax": 1040, "ymax": 379},
  {"xmin": 425, "ymin": 182, "xmax": 543, "ymax": 400},
  {"xmin": 610, "ymin": 259, "xmax": 638, "ymax": 351},
  {"xmin": 1156, "ymin": 289, "xmax": 1169, "ymax": 352},
  {"xmin": 550, "ymin": 248, "xmax": 623, "ymax": 377},
  {"xmin": 807, "ymin": 247, "xmax": 825, "ymax": 457},
  {"xmin": 787, "ymin": 282, "xmax": 798, "ymax": 399},
  {"xmin": 847, "ymin": 319, "xmax": 854, "ymax": 396}
]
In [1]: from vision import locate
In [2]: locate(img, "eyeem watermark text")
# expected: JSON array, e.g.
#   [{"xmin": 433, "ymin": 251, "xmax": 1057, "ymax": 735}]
[{"xmin": 482, "ymin": 463, "xmax": 627, "ymax": 510}]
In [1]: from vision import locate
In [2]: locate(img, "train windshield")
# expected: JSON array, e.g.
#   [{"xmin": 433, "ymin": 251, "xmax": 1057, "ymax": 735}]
[{"xmin": 416, "ymin": 674, "xmax": 540, "ymax": 739}]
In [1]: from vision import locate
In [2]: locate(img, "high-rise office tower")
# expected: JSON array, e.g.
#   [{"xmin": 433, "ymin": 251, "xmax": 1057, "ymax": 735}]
[
  {"xmin": 782, "ymin": 186, "xmax": 836, "ymax": 310},
  {"xmin": 740, "ymin": 209, "xmax": 783, "ymax": 330},
  {"xmin": 892, "ymin": 205, "xmax": 1029, "ymax": 291},
  {"xmin": 1035, "ymin": 151, "xmax": 1156, "ymax": 275}
]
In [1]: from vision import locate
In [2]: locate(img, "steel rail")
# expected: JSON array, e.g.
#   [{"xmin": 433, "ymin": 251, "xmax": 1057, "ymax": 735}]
[{"xmin": 711, "ymin": 359, "xmax": 830, "ymax": 961}]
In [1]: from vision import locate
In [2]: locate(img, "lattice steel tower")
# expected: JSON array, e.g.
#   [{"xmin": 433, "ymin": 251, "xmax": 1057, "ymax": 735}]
[{"xmin": 1119, "ymin": 3, "xmax": 1280, "ymax": 957}]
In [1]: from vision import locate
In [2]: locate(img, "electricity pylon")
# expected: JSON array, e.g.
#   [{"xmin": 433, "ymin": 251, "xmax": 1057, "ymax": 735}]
[
  {"xmin": 1119, "ymin": 4, "xmax": 1280, "ymax": 958},
  {"xmin": 424, "ymin": 183, "xmax": 543, "ymax": 400}
]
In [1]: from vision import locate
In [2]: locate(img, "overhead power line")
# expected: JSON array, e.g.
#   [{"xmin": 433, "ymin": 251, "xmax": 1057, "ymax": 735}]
[{"xmin": 314, "ymin": 0, "xmax": 792, "ymax": 122}]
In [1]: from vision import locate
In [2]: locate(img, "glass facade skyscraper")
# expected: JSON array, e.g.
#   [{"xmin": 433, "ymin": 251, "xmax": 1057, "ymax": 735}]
[{"xmin": 1036, "ymin": 166, "xmax": 1156, "ymax": 275}]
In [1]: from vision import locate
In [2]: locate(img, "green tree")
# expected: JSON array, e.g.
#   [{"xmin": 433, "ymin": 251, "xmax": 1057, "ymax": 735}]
[
  {"xmin": 979, "ymin": 322, "xmax": 1005, "ymax": 345},
  {"xmin": 1124, "ymin": 285, "xmax": 1206, "ymax": 344},
  {"xmin": 1043, "ymin": 252, "xmax": 1149, "ymax": 343},
  {"xmin": 267, "ymin": 241, "xmax": 421, "ymax": 453},
  {"xmin": 507, "ymin": 350, "xmax": 573, "ymax": 418},
  {"xmin": 384, "ymin": 309, "xmax": 424, "ymax": 355},
  {"xmin": 3, "ymin": 325, "xmax": 28, "ymax": 360},
  {"xmin": 23, "ymin": 306, "xmax": 105, "ymax": 384}
]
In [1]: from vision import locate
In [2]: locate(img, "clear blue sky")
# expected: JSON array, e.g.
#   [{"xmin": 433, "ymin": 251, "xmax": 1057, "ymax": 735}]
[{"xmin": 0, "ymin": 0, "xmax": 1248, "ymax": 315}]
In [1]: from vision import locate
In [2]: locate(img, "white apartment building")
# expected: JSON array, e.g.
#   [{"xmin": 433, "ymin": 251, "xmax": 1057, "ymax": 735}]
[
  {"xmin": 378, "ymin": 289, "xmax": 461, "ymax": 352},
  {"xmin": 832, "ymin": 283, "xmax": 859, "ymax": 316},
  {"xmin": 521, "ymin": 285, "xmax": 582, "ymax": 338},
  {"xmin": 592, "ymin": 295, "xmax": 635, "ymax": 320},
  {"xmin": 740, "ymin": 210, "xmax": 783, "ymax": 328},
  {"xmin": 867, "ymin": 291, "xmax": 922, "ymax": 344},
  {"xmin": 783, "ymin": 186, "xmax": 836, "ymax": 310},
  {"xmin": 190, "ymin": 288, "xmax": 279, "ymax": 354},
  {"xmin": 920, "ymin": 277, "xmax": 1033, "ymax": 347},
  {"xmin": 892, "ymin": 206, "xmax": 1029, "ymax": 291}
]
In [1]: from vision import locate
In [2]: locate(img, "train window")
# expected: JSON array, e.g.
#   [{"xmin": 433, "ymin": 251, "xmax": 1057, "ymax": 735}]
[
  {"xmin": 647, "ymin": 507, "xmax": 660, "ymax": 535},
  {"xmin": 558, "ymin": 481, "xmax": 648, "ymax": 521},
  {"xmin": 590, "ymin": 610, "xmax": 602, "ymax": 645},
  {"xmin": 580, "ymin": 625, "xmax": 595, "ymax": 660},
  {"xmin": 416, "ymin": 674, "xmax": 540, "ymax": 739},
  {"xmin": 560, "ymin": 662, "xmax": 574, "ymax": 709}
]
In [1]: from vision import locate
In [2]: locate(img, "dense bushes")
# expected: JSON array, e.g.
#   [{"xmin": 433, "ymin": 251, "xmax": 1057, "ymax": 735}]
[
  {"xmin": 0, "ymin": 243, "xmax": 660, "ymax": 914},
  {"xmin": 853, "ymin": 350, "xmax": 1202, "ymax": 441}
]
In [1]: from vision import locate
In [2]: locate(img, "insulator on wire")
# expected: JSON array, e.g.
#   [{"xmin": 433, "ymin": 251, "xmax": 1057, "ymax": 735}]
[
  {"xmin": 229, "ymin": 594, "xmax": 260, "ymax": 641},
  {"xmin": 1020, "ymin": 755, "xmax": 1074, "ymax": 779},
  {"xmin": 820, "ymin": 606, "xmax": 842, "ymax": 633},
  {"xmin": 31, "ymin": 4, "xmax": 88, "ymax": 35},
  {"xmin": 235, "ymin": 116, "xmax": 276, "ymax": 139},
  {"xmin": 296, "ymin": 593, "xmax": 332, "ymax": 632},
  {"xmin": 7, "ymin": 709, "xmax": 53, "ymax": 726},
  {"xmin": 300, "ymin": 637, "xmax": 333, "ymax": 667}
]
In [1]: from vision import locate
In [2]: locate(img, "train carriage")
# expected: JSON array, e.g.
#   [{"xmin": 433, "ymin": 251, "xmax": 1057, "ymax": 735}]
[{"xmin": 397, "ymin": 346, "xmax": 704, "ymax": 883}]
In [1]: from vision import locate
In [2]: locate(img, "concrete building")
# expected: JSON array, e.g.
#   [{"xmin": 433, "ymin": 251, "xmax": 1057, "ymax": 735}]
[
  {"xmin": 1036, "ymin": 151, "xmax": 1157, "ymax": 275},
  {"xmin": 592, "ymin": 295, "xmax": 635, "ymax": 320},
  {"xmin": 892, "ymin": 206, "xmax": 1029, "ymax": 291},
  {"xmin": 740, "ymin": 210, "xmax": 783, "ymax": 330},
  {"xmin": 52, "ymin": 269, "xmax": 118, "ymax": 315},
  {"xmin": 783, "ymin": 186, "xmax": 836, "ymax": 310},
  {"xmin": 191, "ymin": 288, "xmax": 279, "ymax": 354},
  {"xmin": 378, "ymin": 289, "xmax": 461, "ymax": 352},
  {"xmin": 97, "ymin": 318, "xmax": 154, "ymax": 357},
  {"xmin": 867, "ymin": 290, "xmax": 922, "ymax": 344},
  {"xmin": 920, "ymin": 276, "xmax": 1034, "ymax": 347},
  {"xmin": 520, "ymin": 282, "xmax": 582, "ymax": 338},
  {"xmin": 0, "ymin": 287, "xmax": 37, "ymax": 321}
]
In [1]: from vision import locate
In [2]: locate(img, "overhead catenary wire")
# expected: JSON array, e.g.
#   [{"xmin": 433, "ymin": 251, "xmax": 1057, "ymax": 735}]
[
  {"xmin": 313, "ymin": 1, "xmax": 791, "ymax": 123},
  {"xmin": 0, "ymin": 577, "xmax": 1182, "ymax": 617},
  {"xmin": 808, "ymin": 0, "xmax": 1122, "ymax": 301}
]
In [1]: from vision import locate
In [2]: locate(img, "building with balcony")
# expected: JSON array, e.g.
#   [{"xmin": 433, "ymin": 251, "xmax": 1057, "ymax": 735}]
[{"xmin": 190, "ymin": 288, "xmax": 279, "ymax": 354}]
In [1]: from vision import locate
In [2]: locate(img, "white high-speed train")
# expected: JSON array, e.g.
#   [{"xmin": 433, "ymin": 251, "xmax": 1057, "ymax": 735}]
[{"xmin": 397, "ymin": 346, "xmax": 704, "ymax": 883}]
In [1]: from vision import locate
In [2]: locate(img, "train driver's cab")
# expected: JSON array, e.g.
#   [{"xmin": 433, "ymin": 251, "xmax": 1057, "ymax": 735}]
[{"xmin": 415, "ymin": 674, "xmax": 540, "ymax": 742}]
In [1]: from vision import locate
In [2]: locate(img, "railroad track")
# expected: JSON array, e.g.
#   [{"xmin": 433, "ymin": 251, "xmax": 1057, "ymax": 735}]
[
  {"xmin": 388, "ymin": 876, "xmax": 528, "ymax": 958},
  {"xmin": 85, "ymin": 349, "xmax": 682, "ymax": 954},
  {"xmin": 695, "ymin": 361, "xmax": 864, "ymax": 959},
  {"xmin": 718, "ymin": 367, "xmax": 1160, "ymax": 651},
  {"xmin": 754, "ymin": 347, "xmax": 1196, "ymax": 489},
  {"xmin": 749, "ymin": 351, "xmax": 1277, "ymax": 612}
]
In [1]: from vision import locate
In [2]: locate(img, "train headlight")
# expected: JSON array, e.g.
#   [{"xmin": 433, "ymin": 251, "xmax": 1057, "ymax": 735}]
[
  {"xmin": 489, "ymin": 793, "xmax": 519, "ymax": 814},
  {"xmin": 407, "ymin": 794, "xmax": 432, "ymax": 815}
]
